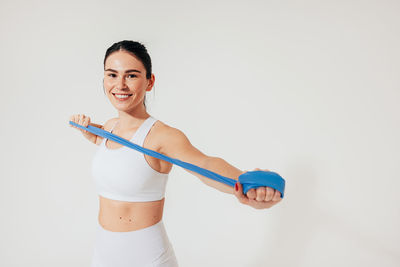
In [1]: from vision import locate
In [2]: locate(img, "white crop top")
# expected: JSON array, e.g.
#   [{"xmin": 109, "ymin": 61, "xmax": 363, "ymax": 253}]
[{"xmin": 91, "ymin": 116, "xmax": 169, "ymax": 202}]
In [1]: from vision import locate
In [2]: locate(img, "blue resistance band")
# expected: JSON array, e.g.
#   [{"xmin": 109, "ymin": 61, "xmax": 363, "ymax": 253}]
[{"xmin": 69, "ymin": 121, "xmax": 286, "ymax": 198}]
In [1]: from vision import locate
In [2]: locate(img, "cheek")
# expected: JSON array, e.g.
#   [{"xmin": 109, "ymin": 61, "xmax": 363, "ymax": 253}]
[
  {"xmin": 103, "ymin": 79, "xmax": 113, "ymax": 88},
  {"xmin": 126, "ymin": 79, "xmax": 142, "ymax": 87},
  {"xmin": 126, "ymin": 81, "xmax": 145, "ymax": 93}
]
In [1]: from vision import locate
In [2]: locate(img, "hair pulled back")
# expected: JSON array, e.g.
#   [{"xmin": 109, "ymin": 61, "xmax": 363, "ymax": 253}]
[{"xmin": 103, "ymin": 40, "xmax": 152, "ymax": 107}]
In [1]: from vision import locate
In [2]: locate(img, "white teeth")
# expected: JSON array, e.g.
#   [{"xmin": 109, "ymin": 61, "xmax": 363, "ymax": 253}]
[{"xmin": 115, "ymin": 94, "xmax": 130, "ymax": 99}]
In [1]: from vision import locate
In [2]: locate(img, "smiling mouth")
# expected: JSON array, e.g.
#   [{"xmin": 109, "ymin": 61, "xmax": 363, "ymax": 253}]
[{"xmin": 112, "ymin": 93, "xmax": 134, "ymax": 100}]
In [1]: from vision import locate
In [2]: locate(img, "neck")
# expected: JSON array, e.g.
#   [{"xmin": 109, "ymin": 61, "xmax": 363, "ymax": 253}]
[{"xmin": 116, "ymin": 104, "xmax": 150, "ymax": 130}]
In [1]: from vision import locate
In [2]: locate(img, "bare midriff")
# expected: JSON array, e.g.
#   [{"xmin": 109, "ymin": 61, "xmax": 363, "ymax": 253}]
[{"xmin": 98, "ymin": 195, "xmax": 165, "ymax": 232}]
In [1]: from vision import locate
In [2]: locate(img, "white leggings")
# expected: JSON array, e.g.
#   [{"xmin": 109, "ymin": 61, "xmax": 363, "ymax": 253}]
[{"xmin": 91, "ymin": 220, "xmax": 179, "ymax": 267}]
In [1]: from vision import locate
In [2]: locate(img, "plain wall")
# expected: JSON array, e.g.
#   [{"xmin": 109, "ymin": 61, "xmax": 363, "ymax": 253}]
[{"xmin": 0, "ymin": 0, "xmax": 399, "ymax": 266}]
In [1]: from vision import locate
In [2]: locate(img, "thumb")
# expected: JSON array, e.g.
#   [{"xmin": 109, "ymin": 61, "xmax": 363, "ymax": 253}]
[{"xmin": 234, "ymin": 181, "xmax": 249, "ymax": 205}]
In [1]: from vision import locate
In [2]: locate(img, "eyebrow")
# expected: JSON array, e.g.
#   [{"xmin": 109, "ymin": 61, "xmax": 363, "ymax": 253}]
[{"xmin": 104, "ymin": 68, "xmax": 142, "ymax": 73}]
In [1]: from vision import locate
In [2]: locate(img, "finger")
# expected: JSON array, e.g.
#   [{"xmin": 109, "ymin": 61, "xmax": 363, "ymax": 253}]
[
  {"xmin": 84, "ymin": 116, "xmax": 91, "ymax": 131},
  {"xmin": 234, "ymin": 182, "xmax": 249, "ymax": 205},
  {"xmin": 246, "ymin": 188, "xmax": 256, "ymax": 200},
  {"xmin": 78, "ymin": 115, "xmax": 85, "ymax": 132},
  {"xmin": 84, "ymin": 116, "xmax": 90, "ymax": 127},
  {"xmin": 79, "ymin": 114, "xmax": 85, "ymax": 126},
  {"xmin": 255, "ymin": 187, "xmax": 266, "ymax": 201},
  {"xmin": 73, "ymin": 115, "xmax": 78, "ymax": 128},
  {"xmin": 272, "ymin": 190, "xmax": 282, "ymax": 202},
  {"xmin": 83, "ymin": 117, "xmax": 89, "ymax": 133},
  {"xmin": 264, "ymin": 187, "xmax": 275, "ymax": 202},
  {"xmin": 80, "ymin": 115, "xmax": 87, "ymax": 130}
]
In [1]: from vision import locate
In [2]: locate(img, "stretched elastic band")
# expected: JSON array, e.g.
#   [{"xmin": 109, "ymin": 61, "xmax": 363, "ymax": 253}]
[{"xmin": 69, "ymin": 121, "xmax": 285, "ymax": 198}]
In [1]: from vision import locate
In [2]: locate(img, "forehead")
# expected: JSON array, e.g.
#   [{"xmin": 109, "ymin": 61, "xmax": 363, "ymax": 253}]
[{"xmin": 104, "ymin": 51, "xmax": 145, "ymax": 70}]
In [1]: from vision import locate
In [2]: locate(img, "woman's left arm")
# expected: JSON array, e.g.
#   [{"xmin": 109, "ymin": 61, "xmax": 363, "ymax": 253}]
[{"xmin": 159, "ymin": 126, "xmax": 282, "ymax": 209}]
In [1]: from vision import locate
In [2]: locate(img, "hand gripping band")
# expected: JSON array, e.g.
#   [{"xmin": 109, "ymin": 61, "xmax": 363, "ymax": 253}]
[{"xmin": 69, "ymin": 121, "xmax": 286, "ymax": 198}]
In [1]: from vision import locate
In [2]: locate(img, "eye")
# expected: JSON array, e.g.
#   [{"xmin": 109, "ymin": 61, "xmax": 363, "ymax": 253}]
[
  {"xmin": 108, "ymin": 73, "xmax": 116, "ymax": 77},
  {"xmin": 127, "ymin": 74, "xmax": 137, "ymax": 78}
]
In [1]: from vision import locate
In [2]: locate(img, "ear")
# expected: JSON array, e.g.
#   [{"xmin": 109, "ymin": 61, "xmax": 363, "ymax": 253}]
[{"xmin": 146, "ymin": 73, "xmax": 155, "ymax": 92}]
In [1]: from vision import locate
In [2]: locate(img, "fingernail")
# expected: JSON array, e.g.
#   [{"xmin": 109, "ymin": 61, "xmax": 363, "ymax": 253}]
[{"xmin": 235, "ymin": 183, "xmax": 238, "ymax": 191}]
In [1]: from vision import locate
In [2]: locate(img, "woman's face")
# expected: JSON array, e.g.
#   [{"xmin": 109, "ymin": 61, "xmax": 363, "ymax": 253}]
[{"xmin": 103, "ymin": 50, "xmax": 154, "ymax": 111}]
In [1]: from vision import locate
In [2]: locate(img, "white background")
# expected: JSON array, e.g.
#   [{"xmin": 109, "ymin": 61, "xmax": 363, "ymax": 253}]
[{"xmin": 0, "ymin": 0, "xmax": 399, "ymax": 266}]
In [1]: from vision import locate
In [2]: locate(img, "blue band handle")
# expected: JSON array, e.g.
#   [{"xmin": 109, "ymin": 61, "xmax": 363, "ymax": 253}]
[{"xmin": 69, "ymin": 121, "xmax": 285, "ymax": 198}]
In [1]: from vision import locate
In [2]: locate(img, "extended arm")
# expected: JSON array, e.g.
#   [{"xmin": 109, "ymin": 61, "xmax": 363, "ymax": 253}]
[{"xmin": 159, "ymin": 125, "xmax": 282, "ymax": 209}]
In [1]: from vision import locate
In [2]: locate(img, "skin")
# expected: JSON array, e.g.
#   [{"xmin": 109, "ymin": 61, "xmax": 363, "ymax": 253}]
[{"xmin": 69, "ymin": 50, "xmax": 282, "ymax": 232}]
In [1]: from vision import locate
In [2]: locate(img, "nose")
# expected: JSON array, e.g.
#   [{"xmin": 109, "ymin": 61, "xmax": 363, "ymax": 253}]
[{"xmin": 116, "ymin": 76, "xmax": 127, "ymax": 90}]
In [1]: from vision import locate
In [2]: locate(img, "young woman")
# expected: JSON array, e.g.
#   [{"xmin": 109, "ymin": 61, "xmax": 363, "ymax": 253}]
[{"xmin": 69, "ymin": 40, "xmax": 283, "ymax": 267}]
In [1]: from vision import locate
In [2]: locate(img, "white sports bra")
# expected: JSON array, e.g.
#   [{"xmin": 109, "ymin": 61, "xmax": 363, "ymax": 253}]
[{"xmin": 91, "ymin": 116, "xmax": 169, "ymax": 202}]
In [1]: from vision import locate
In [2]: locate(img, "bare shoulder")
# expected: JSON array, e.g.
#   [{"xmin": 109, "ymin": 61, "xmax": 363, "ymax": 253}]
[
  {"xmin": 103, "ymin": 117, "xmax": 119, "ymax": 131},
  {"xmin": 94, "ymin": 117, "xmax": 118, "ymax": 146},
  {"xmin": 152, "ymin": 119, "xmax": 196, "ymax": 157},
  {"xmin": 153, "ymin": 119, "xmax": 208, "ymax": 165},
  {"xmin": 152, "ymin": 120, "xmax": 188, "ymax": 145}
]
